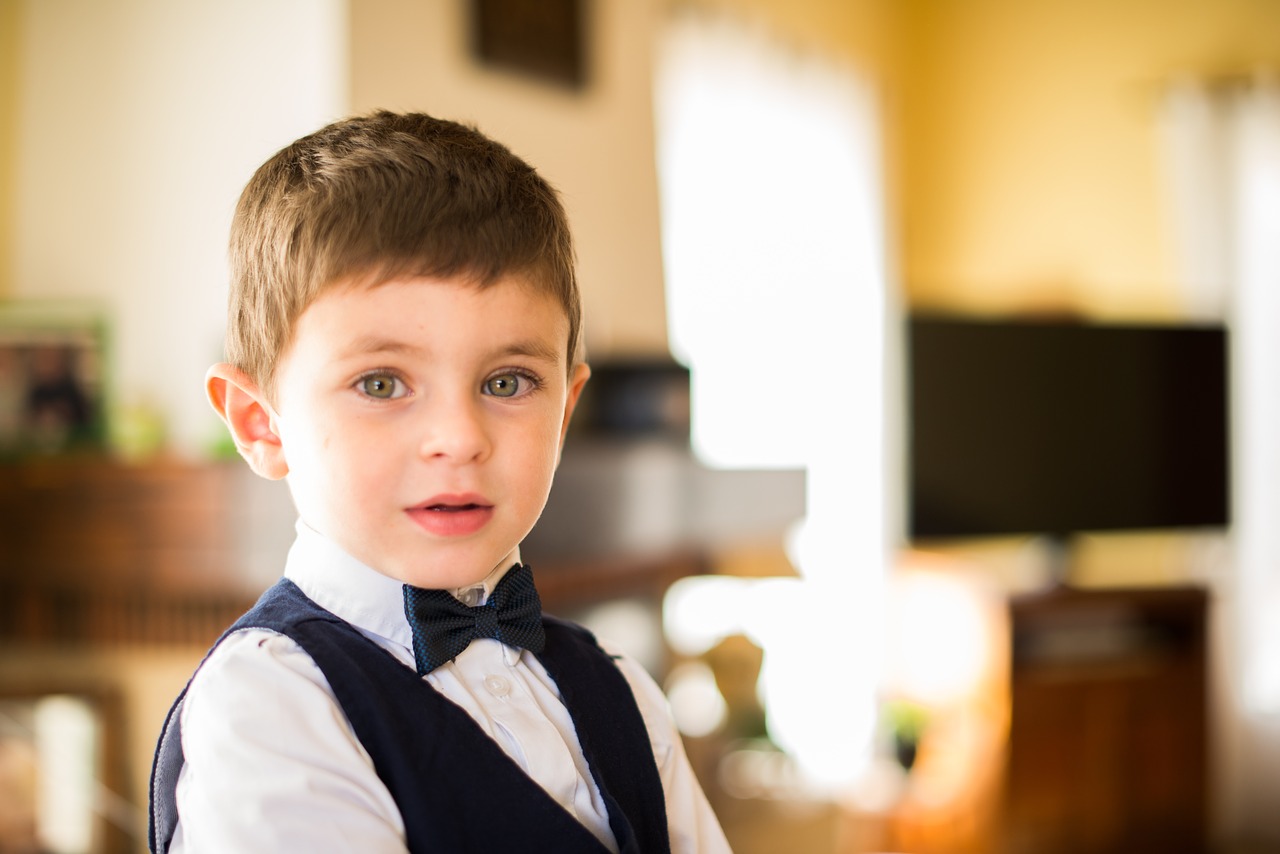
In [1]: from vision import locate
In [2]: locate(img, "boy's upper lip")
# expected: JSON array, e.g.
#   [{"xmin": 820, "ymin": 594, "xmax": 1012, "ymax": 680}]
[{"xmin": 413, "ymin": 492, "xmax": 492, "ymax": 510}]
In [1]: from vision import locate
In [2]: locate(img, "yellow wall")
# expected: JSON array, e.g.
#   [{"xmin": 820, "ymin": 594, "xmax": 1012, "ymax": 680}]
[
  {"xmin": 0, "ymin": 0, "xmax": 20, "ymax": 298},
  {"xmin": 896, "ymin": 0, "xmax": 1280, "ymax": 319},
  {"xmin": 710, "ymin": 0, "xmax": 1280, "ymax": 320}
]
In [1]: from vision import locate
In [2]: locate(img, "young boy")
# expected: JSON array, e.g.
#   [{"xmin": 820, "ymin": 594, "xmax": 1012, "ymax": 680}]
[{"xmin": 149, "ymin": 111, "xmax": 731, "ymax": 853}]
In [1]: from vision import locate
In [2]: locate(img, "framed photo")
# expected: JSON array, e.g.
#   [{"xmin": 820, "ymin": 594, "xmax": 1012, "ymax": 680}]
[
  {"xmin": 469, "ymin": 0, "xmax": 587, "ymax": 89},
  {"xmin": 0, "ymin": 301, "xmax": 108, "ymax": 457}
]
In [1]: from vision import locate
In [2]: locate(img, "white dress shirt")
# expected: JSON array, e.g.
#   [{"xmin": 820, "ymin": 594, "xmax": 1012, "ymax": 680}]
[{"xmin": 170, "ymin": 521, "xmax": 731, "ymax": 853}]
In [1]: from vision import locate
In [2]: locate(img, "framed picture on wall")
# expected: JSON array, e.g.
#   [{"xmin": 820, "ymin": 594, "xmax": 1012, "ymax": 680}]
[
  {"xmin": 468, "ymin": 0, "xmax": 588, "ymax": 89},
  {"xmin": 0, "ymin": 301, "xmax": 109, "ymax": 457}
]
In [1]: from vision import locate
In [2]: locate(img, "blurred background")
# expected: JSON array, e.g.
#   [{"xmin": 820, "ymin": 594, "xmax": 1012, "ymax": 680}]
[{"xmin": 1, "ymin": 0, "xmax": 1278, "ymax": 852}]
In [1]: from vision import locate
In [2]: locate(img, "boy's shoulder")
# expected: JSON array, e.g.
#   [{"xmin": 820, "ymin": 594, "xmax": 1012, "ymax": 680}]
[
  {"xmin": 161, "ymin": 623, "xmax": 404, "ymax": 853},
  {"xmin": 227, "ymin": 576, "xmax": 338, "ymax": 632},
  {"xmin": 186, "ymin": 626, "xmax": 332, "ymax": 717},
  {"xmin": 177, "ymin": 579, "xmax": 363, "ymax": 742}
]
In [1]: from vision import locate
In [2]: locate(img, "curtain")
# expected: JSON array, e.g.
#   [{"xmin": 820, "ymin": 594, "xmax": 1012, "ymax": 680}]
[
  {"xmin": 654, "ymin": 10, "xmax": 893, "ymax": 789},
  {"xmin": 1162, "ymin": 75, "xmax": 1280, "ymax": 840}
]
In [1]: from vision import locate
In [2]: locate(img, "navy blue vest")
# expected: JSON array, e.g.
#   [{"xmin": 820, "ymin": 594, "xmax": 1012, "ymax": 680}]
[{"xmin": 149, "ymin": 579, "xmax": 670, "ymax": 853}]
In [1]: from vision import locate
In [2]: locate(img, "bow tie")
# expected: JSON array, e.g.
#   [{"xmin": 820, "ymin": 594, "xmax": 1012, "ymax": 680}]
[{"xmin": 403, "ymin": 563, "xmax": 546, "ymax": 675}]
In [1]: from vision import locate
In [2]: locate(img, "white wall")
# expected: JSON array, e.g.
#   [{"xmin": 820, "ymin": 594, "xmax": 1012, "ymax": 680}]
[
  {"xmin": 12, "ymin": 0, "xmax": 348, "ymax": 455},
  {"xmin": 11, "ymin": 0, "xmax": 670, "ymax": 455}
]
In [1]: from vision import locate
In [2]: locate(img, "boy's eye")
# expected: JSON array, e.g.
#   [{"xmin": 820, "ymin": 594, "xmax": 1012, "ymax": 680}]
[
  {"xmin": 358, "ymin": 373, "xmax": 405, "ymax": 399},
  {"xmin": 484, "ymin": 372, "xmax": 530, "ymax": 398}
]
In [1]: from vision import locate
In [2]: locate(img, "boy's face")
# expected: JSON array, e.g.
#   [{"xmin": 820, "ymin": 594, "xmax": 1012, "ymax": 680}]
[{"xmin": 264, "ymin": 276, "xmax": 588, "ymax": 589}]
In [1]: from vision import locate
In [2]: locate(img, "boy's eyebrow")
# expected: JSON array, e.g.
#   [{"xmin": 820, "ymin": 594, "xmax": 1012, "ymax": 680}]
[
  {"xmin": 498, "ymin": 339, "xmax": 564, "ymax": 365},
  {"xmin": 340, "ymin": 335, "xmax": 563, "ymax": 365},
  {"xmin": 341, "ymin": 335, "xmax": 428, "ymax": 358}
]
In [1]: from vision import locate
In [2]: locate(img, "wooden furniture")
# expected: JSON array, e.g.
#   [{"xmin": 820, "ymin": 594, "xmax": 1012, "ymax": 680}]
[
  {"xmin": 0, "ymin": 457, "xmax": 262, "ymax": 645},
  {"xmin": 840, "ymin": 582, "xmax": 1210, "ymax": 854},
  {"xmin": 0, "ymin": 456, "xmax": 705, "ymax": 645},
  {"xmin": 1000, "ymin": 584, "xmax": 1209, "ymax": 854}
]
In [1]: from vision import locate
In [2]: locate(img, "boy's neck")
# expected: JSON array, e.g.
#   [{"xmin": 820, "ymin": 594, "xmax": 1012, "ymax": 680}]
[{"xmin": 450, "ymin": 548, "xmax": 521, "ymax": 606}]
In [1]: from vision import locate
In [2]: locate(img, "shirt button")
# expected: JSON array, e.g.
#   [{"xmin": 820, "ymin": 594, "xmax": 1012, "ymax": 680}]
[{"xmin": 484, "ymin": 674, "xmax": 512, "ymax": 698}]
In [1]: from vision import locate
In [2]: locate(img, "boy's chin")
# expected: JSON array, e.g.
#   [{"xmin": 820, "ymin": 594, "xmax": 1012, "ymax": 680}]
[{"xmin": 382, "ymin": 551, "xmax": 521, "ymax": 592}]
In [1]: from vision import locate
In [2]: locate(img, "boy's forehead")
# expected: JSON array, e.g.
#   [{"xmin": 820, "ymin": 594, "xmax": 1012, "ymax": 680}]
[
  {"xmin": 334, "ymin": 270, "xmax": 556, "ymax": 312},
  {"xmin": 299, "ymin": 273, "xmax": 571, "ymax": 354}
]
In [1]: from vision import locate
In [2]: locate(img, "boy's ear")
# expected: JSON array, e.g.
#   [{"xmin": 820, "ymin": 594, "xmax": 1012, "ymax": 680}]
[
  {"xmin": 206, "ymin": 363, "xmax": 289, "ymax": 480},
  {"xmin": 558, "ymin": 362, "xmax": 591, "ymax": 451}
]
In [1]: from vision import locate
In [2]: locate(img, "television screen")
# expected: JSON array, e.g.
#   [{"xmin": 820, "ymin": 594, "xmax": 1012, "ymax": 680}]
[{"xmin": 907, "ymin": 316, "xmax": 1230, "ymax": 540}]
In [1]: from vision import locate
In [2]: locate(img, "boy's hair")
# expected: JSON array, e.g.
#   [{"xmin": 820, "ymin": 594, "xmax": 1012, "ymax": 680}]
[{"xmin": 227, "ymin": 110, "xmax": 581, "ymax": 398}]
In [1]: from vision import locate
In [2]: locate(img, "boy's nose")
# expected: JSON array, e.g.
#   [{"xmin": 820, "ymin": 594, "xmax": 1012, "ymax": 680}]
[{"xmin": 418, "ymin": 397, "xmax": 492, "ymax": 463}]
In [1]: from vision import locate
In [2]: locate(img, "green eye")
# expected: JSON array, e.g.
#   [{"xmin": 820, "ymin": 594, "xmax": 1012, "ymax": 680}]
[
  {"xmin": 485, "ymin": 373, "xmax": 521, "ymax": 398},
  {"xmin": 360, "ymin": 374, "xmax": 399, "ymax": 399}
]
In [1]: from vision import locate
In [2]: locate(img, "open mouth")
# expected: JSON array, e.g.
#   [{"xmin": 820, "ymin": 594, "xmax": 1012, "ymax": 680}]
[{"xmin": 407, "ymin": 498, "xmax": 494, "ymax": 536}]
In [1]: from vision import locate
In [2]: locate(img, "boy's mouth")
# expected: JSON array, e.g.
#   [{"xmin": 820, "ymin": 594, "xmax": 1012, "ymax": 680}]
[
  {"xmin": 416, "ymin": 493, "xmax": 492, "ymax": 512},
  {"xmin": 406, "ymin": 495, "xmax": 494, "ymax": 537}
]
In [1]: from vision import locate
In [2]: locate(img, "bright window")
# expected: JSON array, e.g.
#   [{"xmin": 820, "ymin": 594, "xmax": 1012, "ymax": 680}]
[{"xmin": 654, "ymin": 12, "xmax": 892, "ymax": 788}]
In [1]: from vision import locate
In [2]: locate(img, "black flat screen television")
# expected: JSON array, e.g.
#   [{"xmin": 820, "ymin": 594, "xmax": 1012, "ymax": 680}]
[{"xmin": 907, "ymin": 316, "xmax": 1230, "ymax": 541}]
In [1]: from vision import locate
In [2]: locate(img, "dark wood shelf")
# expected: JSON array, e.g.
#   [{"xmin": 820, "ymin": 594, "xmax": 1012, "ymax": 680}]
[
  {"xmin": 0, "ymin": 457, "xmax": 706, "ymax": 646},
  {"xmin": 1001, "ymin": 584, "xmax": 1209, "ymax": 854}
]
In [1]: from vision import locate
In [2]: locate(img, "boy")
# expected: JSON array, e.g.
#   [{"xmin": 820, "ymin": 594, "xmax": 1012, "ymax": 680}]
[{"xmin": 149, "ymin": 111, "xmax": 731, "ymax": 853}]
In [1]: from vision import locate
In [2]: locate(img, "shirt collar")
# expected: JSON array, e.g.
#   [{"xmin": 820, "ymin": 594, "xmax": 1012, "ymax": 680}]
[{"xmin": 282, "ymin": 520, "xmax": 521, "ymax": 652}]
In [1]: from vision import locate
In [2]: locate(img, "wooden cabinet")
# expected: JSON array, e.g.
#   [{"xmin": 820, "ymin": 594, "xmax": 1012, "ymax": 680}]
[
  {"xmin": 0, "ymin": 457, "xmax": 705, "ymax": 646},
  {"xmin": 0, "ymin": 457, "xmax": 264, "ymax": 644},
  {"xmin": 1000, "ymin": 585, "xmax": 1209, "ymax": 854}
]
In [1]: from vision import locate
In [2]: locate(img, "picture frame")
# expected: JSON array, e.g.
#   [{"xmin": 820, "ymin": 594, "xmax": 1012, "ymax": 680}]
[
  {"xmin": 0, "ymin": 300, "xmax": 109, "ymax": 457},
  {"xmin": 469, "ymin": 0, "xmax": 588, "ymax": 89}
]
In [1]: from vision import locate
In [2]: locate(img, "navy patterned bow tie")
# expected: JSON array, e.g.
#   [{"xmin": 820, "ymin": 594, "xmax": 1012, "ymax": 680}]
[{"xmin": 403, "ymin": 563, "xmax": 546, "ymax": 675}]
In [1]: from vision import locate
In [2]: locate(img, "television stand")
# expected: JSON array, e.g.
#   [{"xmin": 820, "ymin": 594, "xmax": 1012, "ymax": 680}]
[{"xmin": 999, "ymin": 583, "xmax": 1209, "ymax": 853}]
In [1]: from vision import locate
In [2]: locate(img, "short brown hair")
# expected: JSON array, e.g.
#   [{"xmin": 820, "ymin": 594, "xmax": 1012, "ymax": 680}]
[{"xmin": 226, "ymin": 110, "xmax": 581, "ymax": 397}]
